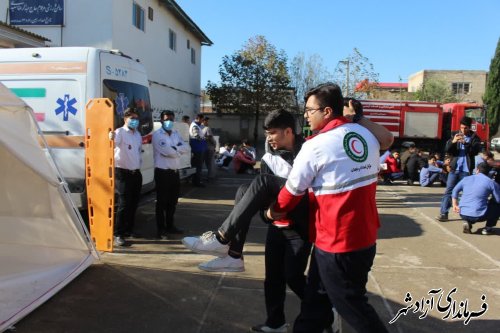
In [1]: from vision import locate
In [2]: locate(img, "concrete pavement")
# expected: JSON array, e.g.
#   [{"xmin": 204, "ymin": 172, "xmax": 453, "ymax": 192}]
[{"xmin": 11, "ymin": 172, "xmax": 500, "ymax": 333}]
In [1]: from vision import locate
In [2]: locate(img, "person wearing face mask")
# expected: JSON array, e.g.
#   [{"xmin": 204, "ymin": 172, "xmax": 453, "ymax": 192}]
[
  {"xmin": 152, "ymin": 110, "xmax": 190, "ymax": 238},
  {"xmin": 111, "ymin": 108, "xmax": 143, "ymax": 247}
]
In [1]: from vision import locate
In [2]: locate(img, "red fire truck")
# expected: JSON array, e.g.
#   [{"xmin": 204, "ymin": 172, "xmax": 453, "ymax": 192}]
[{"xmin": 360, "ymin": 100, "xmax": 489, "ymax": 151}]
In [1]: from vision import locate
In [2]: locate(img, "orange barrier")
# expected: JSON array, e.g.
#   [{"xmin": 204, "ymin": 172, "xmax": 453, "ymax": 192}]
[{"xmin": 85, "ymin": 98, "xmax": 115, "ymax": 252}]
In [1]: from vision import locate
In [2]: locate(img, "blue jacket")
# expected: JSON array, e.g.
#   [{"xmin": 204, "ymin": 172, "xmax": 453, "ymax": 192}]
[{"xmin": 452, "ymin": 173, "xmax": 500, "ymax": 217}]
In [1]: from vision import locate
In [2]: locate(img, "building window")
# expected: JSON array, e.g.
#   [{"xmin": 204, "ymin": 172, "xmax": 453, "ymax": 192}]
[
  {"xmin": 169, "ymin": 29, "xmax": 177, "ymax": 51},
  {"xmin": 148, "ymin": 7, "xmax": 153, "ymax": 21},
  {"xmin": 132, "ymin": 2, "xmax": 145, "ymax": 31},
  {"xmin": 187, "ymin": 39, "xmax": 190, "ymax": 49},
  {"xmin": 452, "ymin": 82, "xmax": 471, "ymax": 95},
  {"xmin": 191, "ymin": 48, "xmax": 196, "ymax": 64}
]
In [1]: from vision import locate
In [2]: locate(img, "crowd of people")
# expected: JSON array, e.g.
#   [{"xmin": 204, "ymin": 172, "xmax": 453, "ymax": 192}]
[
  {"xmin": 109, "ymin": 82, "xmax": 499, "ymax": 333},
  {"xmin": 378, "ymin": 115, "xmax": 500, "ymax": 236},
  {"xmin": 380, "ymin": 146, "xmax": 450, "ymax": 187}
]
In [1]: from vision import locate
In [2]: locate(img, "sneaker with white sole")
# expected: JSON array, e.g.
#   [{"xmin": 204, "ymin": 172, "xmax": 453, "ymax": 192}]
[
  {"xmin": 198, "ymin": 255, "xmax": 244, "ymax": 272},
  {"xmin": 182, "ymin": 231, "xmax": 229, "ymax": 256},
  {"xmin": 251, "ymin": 323, "xmax": 289, "ymax": 332},
  {"xmin": 482, "ymin": 227, "xmax": 493, "ymax": 235}
]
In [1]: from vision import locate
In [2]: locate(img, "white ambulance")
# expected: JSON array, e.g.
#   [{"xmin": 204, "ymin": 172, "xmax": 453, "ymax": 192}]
[{"xmin": 0, "ymin": 47, "xmax": 157, "ymax": 208}]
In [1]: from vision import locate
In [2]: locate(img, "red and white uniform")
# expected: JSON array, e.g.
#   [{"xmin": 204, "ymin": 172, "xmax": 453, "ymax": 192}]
[{"xmin": 274, "ymin": 118, "xmax": 381, "ymax": 253}]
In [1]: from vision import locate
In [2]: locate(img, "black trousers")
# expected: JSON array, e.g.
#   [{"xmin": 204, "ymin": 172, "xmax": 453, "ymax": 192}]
[
  {"xmin": 265, "ymin": 225, "xmax": 311, "ymax": 328},
  {"xmin": 191, "ymin": 151, "xmax": 204, "ymax": 185},
  {"xmin": 115, "ymin": 168, "xmax": 142, "ymax": 237},
  {"xmin": 294, "ymin": 245, "xmax": 387, "ymax": 333},
  {"xmin": 155, "ymin": 168, "xmax": 180, "ymax": 236},
  {"xmin": 218, "ymin": 174, "xmax": 284, "ymax": 255}
]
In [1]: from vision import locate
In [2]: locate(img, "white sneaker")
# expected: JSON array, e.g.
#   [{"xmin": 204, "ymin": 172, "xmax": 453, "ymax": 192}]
[
  {"xmin": 199, "ymin": 255, "xmax": 245, "ymax": 272},
  {"xmin": 182, "ymin": 231, "xmax": 229, "ymax": 256}
]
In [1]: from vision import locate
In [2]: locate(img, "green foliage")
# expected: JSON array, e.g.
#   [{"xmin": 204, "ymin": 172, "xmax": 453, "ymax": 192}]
[
  {"xmin": 206, "ymin": 35, "xmax": 291, "ymax": 144},
  {"xmin": 484, "ymin": 38, "xmax": 500, "ymax": 137},
  {"xmin": 413, "ymin": 79, "xmax": 457, "ymax": 103}
]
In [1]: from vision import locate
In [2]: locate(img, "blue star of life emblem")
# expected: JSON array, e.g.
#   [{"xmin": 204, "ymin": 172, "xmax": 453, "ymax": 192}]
[
  {"xmin": 55, "ymin": 94, "xmax": 78, "ymax": 121},
  {"xmin": 115, "ymin": 93, "xmax": 129, "ymax": 118}
]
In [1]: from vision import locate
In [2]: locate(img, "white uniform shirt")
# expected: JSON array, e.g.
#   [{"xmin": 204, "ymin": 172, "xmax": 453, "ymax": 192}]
[
  {"xmin": 152, "ymin": 128, "xmax": 189, "ymax": 170},
  {"xmin": 189, "ymin": 121, "xmax": 203, "ymax": 139},
  {"xmin": 114, "ymin": 126, "xmax": 142, "ymax": 170}
]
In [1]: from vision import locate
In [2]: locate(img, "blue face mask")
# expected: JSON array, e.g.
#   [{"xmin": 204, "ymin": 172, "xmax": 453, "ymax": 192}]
[
  {"xmin": 163, "ymin": 120, "xmax": 174, "ymax": 131},
  {"xmin": 128, "ymin": 118, "xmax": 139, "ymax": 129}
]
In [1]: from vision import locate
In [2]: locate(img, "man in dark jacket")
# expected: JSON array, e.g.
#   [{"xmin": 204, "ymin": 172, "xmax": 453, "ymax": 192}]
[
  {"xmin": 405, "ymin": 148, "xmax": 426, "ymax": 185},
  {"xmin": 436, "ymin": 116, "xmax": 482, "ymax": 221}
]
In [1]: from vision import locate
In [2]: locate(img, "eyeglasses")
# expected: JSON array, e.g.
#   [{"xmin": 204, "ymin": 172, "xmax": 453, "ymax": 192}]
[{"xmin": 304, "ymin": 107, "xmax": 324, "ymax": 115}]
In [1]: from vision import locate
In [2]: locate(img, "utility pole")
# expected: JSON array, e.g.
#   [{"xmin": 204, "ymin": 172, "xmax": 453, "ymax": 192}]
[
  {"xmin": 339, "ymin": 59, "xmax": 350, "ymax": 95},
  {"xmin": 399, "ymin": 75, "xmax": 403, "ymax": 101}
]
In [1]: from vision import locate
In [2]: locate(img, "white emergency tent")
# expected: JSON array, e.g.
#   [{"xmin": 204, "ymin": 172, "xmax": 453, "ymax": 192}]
[{"xmin": 0, "ymin": 83, "xmax": 97, "ymax": 331}]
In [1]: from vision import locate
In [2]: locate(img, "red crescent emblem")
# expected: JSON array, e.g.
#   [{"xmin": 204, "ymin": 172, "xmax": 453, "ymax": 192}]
[{"xmin": 351, "ymin": 139, "xmax": 362, "ymax": 154}]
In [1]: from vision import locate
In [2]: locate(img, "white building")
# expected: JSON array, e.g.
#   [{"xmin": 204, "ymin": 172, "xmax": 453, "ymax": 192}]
[{"xmin": 0, "ymin": 0, "xmax": 212, "ymax": 118}]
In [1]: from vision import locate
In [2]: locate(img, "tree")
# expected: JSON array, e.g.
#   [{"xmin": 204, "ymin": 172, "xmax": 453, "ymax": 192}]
[
  {"xmin": 334, "ymin": 48, "xmax": 379, "ymax": 96},
  {"xmin": 484, "ymin": 38, "xmax": 500, "ymax": 137},
  {"xmin": 289, "ymin": 53, "xmax": 333, "ymax": 107},
  {"xmin": 413, "ymin": 79, "xmax": 457, "ymax": 103},
  {"xmin": 206, "ymin": 35, "xmax": 290, "ymax": 146}
]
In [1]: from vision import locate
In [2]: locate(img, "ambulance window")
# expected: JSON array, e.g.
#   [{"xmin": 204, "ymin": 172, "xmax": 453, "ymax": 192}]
[{"xmin": 103, "ymin": 79, "xmax": 153, "ymax": 135}]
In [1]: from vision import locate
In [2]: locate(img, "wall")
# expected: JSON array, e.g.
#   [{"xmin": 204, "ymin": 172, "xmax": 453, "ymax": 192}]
[
  {"xmin": 0, "ymin": 0, "xmax": 206, "ymax": 119},
  {"xmin": 206, "ymin": 113, "xmax": 304, "ymax": 148},
  {"xmin": 408, "ymin": 70, "xmax": 487, "ymax": 104},
  {"xmin": 111, "ymin": 0, "xmax": 202, "ymax": 117}
]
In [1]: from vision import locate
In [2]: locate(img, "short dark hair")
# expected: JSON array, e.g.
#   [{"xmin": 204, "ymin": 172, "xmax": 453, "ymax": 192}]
[
  {"xmin": 195, "ymin": 113, "xmax": 204, "ymax": 121},
  {"xmin": 160, "ymin": 110, "xmax": 174, "ymax": 120},
  {"xmin": 460, "ymin": 116, "xmax": 472, "ymax": 128},
  {"xmin": 304, "ymin": 82, "xmax": 344, "ymax": 116},
  {"xmin": 477, "ymin": 162, "xmax": 491, "ymax": 175},
  {"xmin": 343, "ymin": 97, "xmax": 363, "ymax": 115},
  {"xmin": 263, "ymin": 109, "xmax": 296, "ymax": 132},
  {"xmin": 124, "ymin": 108, "xmax": 138, "ymax": 118},
  {"xmin": 182, "ymin": 115, "xmax": 190, "ymax": 121}
]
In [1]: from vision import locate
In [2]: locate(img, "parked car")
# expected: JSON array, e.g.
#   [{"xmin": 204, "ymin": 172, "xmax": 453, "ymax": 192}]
[{"xmin": 491, "ymin": 137, "xmax": 500, "ymax": 152}]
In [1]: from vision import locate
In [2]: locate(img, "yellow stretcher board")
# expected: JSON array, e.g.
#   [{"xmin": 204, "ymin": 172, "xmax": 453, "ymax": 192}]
[{"xmin": 85, "ymin": 98, "xmax": 115, "ymax": 252}]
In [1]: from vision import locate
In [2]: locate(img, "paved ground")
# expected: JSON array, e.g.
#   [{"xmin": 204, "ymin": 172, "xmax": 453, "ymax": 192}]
[{"xmin": 11, "ymin": 171, "xmax": 500, "ymax": 333}]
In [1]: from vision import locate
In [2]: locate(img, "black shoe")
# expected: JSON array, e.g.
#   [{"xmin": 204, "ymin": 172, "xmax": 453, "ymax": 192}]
[
  {"xmin": 482, "ymin": 227, "xmax": 493, "ymax": 235},
  {"xmin": 463, "ymin": 222, "xmax": 472, "ymax": 234},
  {"xmin": 194, "ymin": 183, "xmax": 206, "ymax": 188},
  {"xmin": 406, "ymin": 179, "xmax": 413, "ymax": 186},
  {"xmin": 113, "ymin": 236, "xmax": 126, "ymax": 247},
  {"xmin": 166, "ymin": 226, "xmax": 184, "ymax": 234},
  {"xmin": 124, "ymin": 232, "xmax": 140, "ymax": 239},
  {"xmin": 435, "ymin": 214, "xmax": 448, "ymax": 222}
]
